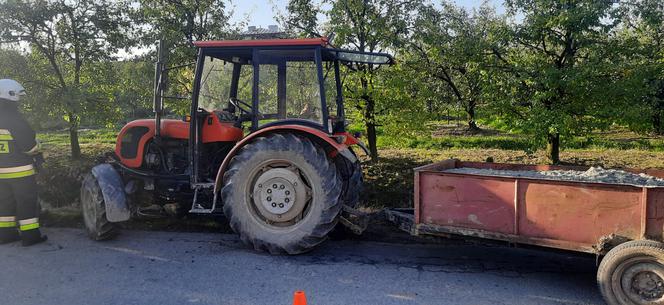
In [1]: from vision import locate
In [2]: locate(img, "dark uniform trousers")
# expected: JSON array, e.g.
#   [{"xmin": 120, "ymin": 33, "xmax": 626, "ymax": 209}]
[{"xmin": 0, "ymin": 104, "xmax": 44, "ymax": 244}]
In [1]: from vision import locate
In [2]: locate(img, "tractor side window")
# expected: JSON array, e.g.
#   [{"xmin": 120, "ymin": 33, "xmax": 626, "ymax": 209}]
[
  {"xmin": 257, "ymin": 49, "xmax": 323, "ymax": 126},
  {"xmin": 323, "ymin": 62, "xmax": 339, "ymax": 120},
  {"xmin": 198, "ymin": 57, "xmax": 252, "ymax": 112}
]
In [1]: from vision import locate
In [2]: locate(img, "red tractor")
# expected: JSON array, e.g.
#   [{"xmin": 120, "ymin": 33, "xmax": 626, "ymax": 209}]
[{"xmin": 80, "ymin": 37, "xmax": 393, "ymax": 254}]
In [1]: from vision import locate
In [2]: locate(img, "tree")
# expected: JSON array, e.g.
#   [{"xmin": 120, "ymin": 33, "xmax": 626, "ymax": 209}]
[
  {"xmin": 407, "ymin": 2, "xmax": 501, "ymax": 132},
  {"xmin": 278, "ymin": 0, "xmax": 322, "ymax": 37},
  {"xmin": 616, "ymin": 0, "xmax": 664, "ymax": 134},
  {"xmin": 490, "ymin": 0, "xmax": 620, "ymax": 164},
  {"xmin": 137, "ymin": 0, "xmax": 236, "ymax": 114},
  {"xmin": 326, "ymin": 0, "xmax": 421, "ymax": 161},
  {"xmin": 0, "ymin": 0, "xmax": 133, "ymax": 159}
]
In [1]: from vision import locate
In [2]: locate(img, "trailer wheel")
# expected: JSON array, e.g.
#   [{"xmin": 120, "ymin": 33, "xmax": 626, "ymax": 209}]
[
  {"xmin": 598, "ymin": 240, "xmax": 664, "ymax": 305},
  {"xmin": 221, "ymin": 133, "xmax": 342, "ymax": 255},
  {"xmin": 80, "ymin": 174, "xmax": 118, "ymax": 241}
]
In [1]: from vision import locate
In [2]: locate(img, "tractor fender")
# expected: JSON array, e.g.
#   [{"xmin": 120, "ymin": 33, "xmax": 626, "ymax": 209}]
[
  {"xmin": 91, "ymin": 164, "xmax": 130, "ymax": 222},
  {"xmin": 213, "ymin": 125, "xmax": 356, "ymax": 195}
]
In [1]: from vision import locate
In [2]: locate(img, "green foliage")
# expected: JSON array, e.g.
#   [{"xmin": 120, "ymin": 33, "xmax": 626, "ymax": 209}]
[
  {"xmin": 406, "ymin": 2, "xmax": 503, "ymax": 130},
  {"xmin": 486, "ymin": 0, "xmax": 621, "ymax": 163},
  {"xmin": 0, "ymin": 0, "xmax": 135, "ymax": 158}
]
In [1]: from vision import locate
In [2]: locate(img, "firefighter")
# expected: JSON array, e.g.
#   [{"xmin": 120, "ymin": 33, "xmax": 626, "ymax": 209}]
[{"xmin": 0, "ymin": 79, "xmax": 47, "ymax": 246}]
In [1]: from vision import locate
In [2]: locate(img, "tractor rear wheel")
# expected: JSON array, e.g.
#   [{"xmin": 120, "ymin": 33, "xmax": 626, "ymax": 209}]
[
  {"xmin": 339, "ymin": 155, "xmax": 363, "ymax": 208},
  {"xmin": 80, "ymin": 174, "xmax": 118, "ymax": 241},
  {"xmin": 221, "ymin": 133, "xmax": 342, "ymax": 254}
]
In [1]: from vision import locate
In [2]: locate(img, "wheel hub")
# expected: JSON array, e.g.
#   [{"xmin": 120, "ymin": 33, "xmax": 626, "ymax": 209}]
[
  {"xmin": 621, "ymin": 261, "xmax": 664, "ymax": 304},
  {"xmin": 252, "ymin": 167, "xmax": 310, "ymax": 223},
  {"xmin": 630, "ymin": 269, "xmax": 664, "ymax": 300}
]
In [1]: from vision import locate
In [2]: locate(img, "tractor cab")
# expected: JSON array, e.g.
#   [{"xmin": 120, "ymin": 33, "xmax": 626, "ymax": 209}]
[{"xmin": 83, "ymin": 37, "xmax": 394, "ymax": 254}]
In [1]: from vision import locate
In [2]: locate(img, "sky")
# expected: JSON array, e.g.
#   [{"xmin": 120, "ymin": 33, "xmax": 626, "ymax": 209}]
[{"xmin": 232, "ymin": 0, "xmax": 505, "ymax": 29}]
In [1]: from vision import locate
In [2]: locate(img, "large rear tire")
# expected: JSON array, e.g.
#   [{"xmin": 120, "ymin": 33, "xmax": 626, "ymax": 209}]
[
  {"xmin": 221, "ymin": 133, "xmax": 342, "ymax": 254},
  {"xmin": 80, "ymin": 174, "xmax": 118, "ymax": 241},
  {"xmin": 339, "ymin": 155, "xmax": 363, "ymax": 208},
  {"xmin": 598, "ymin": 240, "xmax": 664, "ymax": 305}
]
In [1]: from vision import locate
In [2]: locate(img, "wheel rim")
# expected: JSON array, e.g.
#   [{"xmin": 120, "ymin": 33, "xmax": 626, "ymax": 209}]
[
  {"xmin": 613, "ymin": 256, "xmax": 664, "ymax": 304},
  {"xmin": 248, "ymin": 160, "xmax": 312, "ymax": 227}
]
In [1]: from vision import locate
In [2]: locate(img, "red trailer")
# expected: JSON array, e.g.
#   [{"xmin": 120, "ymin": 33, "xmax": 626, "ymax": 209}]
[{"xmin": 387, "ymin": 159, "xmax": 664, "ymax": 305}]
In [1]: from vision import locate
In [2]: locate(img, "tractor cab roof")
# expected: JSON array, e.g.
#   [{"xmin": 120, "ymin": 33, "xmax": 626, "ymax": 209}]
[{"xmin": 192, "ymin": 37, "xmax": 394, "ymax": 65}]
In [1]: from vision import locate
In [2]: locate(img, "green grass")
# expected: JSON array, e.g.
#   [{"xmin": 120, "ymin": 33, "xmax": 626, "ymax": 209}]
[{"xmin": 376, "ymin": 131, "xmax": 664, "ymax": 151}]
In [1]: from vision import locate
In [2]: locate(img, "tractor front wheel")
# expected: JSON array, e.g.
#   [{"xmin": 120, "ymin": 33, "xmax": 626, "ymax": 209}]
[
  {"xmin": 80, "ymin": 174, "xmax": 118, "ymax": 241},
  {"xmin": 221, "ymin": 133, "xmax": 342, "ymax": 254}
]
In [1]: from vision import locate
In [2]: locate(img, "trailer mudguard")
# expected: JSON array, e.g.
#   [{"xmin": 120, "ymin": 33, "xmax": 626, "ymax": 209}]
[
  {"xmin": 213, "ymin": 124, "xmax": 356, "ymax": 194},
  {"xmin": 91, "ymin": 164, "xmax": 130, "ymax": 222}
]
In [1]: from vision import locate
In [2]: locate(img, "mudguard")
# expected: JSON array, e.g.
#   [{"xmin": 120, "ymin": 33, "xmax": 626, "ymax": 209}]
[{"xmin": 91, "ymin": 164, "xmax": 130, "ymax": 222}]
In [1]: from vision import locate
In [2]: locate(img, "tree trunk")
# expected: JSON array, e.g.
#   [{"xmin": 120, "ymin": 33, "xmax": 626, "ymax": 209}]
[
  {"xmin": 466, "ymin": 100, "xmax": 479, "ymax": 132},
  {"xmin": 68, "ymin": 113, "xmax": 81, "ymax": 159},
  {"xmin": 364, "ymin": 95, "xmax": 378, "ymax": 161},
  {"xmin": 546, "ymin": 132, "xmax": 560, "ymax": 165},
  {"xmin": 653, "ymin": 111, "xmax": 663, "ymax": 135},
  {"xmin": 366, "ymin": 121, "xmax": 378, "ymax": 161}
]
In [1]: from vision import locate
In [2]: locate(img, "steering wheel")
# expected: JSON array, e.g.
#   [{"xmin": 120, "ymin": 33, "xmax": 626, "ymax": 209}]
[
  {"xmin": 229, "ymin": 97, "xmax": 252, "ymax": 114},
  {"xmin": 229, "ymin": 97, "xmax": 264, "ymax": 120}
]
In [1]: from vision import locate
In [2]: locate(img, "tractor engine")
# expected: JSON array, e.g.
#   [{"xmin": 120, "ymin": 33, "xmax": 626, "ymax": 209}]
[{"xmin": 144, "ymin": 139, "xmax": 189, "ymax": 175}]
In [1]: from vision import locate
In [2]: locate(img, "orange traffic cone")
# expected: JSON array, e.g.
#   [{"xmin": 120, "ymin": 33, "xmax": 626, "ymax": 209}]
[{"xmin": 293, "ymin": 291, "xmax": 307, "ymax": 305}]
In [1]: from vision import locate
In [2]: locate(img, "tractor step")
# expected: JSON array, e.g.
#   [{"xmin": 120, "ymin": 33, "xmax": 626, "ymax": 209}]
[{"xmin": 188, "ymin": 183, "xmax": 219, "ymax": 214}]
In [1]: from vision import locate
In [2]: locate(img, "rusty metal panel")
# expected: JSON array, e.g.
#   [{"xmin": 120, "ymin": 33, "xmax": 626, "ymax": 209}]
[
  {"xmin": 413, "ymin": 160, "xmax": 664, "ymax": 253},
  {"xmin": 516, "ymin": 181, "xmax": 643, "ymax": 244},
  {"xmin": 646, "ymin": 188, "xmax": 664, "ymax": 240},
  {"xmin": 419, "ymin": 173, "xmax": 516, "ymax": 234}
]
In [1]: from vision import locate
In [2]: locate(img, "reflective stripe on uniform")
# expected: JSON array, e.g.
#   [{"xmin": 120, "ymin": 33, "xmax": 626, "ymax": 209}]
[
  {"xmin": 0, "ymin": 164, "xmax": 35, "ymax": 179},
  {"xmin": 0, "ymin": 221, "xmax": 16, "ymax": 228},
  {"xmin": 0, "ymin": 129, "xmax": 12, "ymax": 141},
  {"xmin": 0, "ymin": 216, "xmax": 16, "ymax": 222},
  {"xmin": 0, "ymin": 216, "xmax": 17, "ymax": 228},
  {"xmin": 18, "ymin": 218, "xmax": 39, "ymax": 231}
]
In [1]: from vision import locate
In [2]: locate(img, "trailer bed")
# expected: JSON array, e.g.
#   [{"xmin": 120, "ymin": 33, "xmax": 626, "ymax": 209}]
[{"xmin": 398, "ymin": 159, "xmax": 664, "ymax": 254}]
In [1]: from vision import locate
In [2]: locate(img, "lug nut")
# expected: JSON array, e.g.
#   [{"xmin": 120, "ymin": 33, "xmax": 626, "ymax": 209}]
[
  {"xmin": 285, "ymin": 198, "xmax": 290, "ymax": 203},
  {"xmin": 273, "ymin": 184, "xmax": 278, "ymax": 189},
  {"xmin": 267, "ymin": 196, "xmax": 272, "ymax": 201},
  {"xmin": 267, "ymin": 189, "xmax": 272, "ymax": 194},
  {"xmin": 285, "ymin": 191, "xmax": 290, "ymax": 195},
  {"xmin": 280, "ymin": 185, "xmax": 285, "ymax": 189},
  {"xmin": 278, "ymin": 203, "xmax": 284, "ymax": 208},
  {"xmin": 271, "ymin": 202, "xmax": 277, "ymax": 207}
]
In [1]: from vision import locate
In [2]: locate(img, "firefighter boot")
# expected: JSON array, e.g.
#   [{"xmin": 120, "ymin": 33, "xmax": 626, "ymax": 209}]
[
  {"xmin": 0, "ymin": 217, "xmax": 19, "ymax": 244},
  {"xmin": 0, "ymin": 228, "xmax": 19, "ymax": 244},
  {"xmin": 18, "ymin": 218, "xmax": 47, "ymax": 246},
  {"xmin": 20, "ymin": 228, "xmax": 47, "ymax": 247}
]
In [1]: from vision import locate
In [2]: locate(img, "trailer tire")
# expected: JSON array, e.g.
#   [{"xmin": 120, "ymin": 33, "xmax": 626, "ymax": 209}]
[
  {"xmin": 598, "ymin": 239, "xmax": 664, "ymax": 305},
  {"xmin": 80, "ymin": 174, "xmax": 118, "ymax": 241},
  {"xmin": 221, "ymin": 133, "xmax": 342, "ymax": 255}
]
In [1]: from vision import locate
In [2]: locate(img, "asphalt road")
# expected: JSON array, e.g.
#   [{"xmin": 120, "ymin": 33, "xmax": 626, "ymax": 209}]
[{"xmin": 0, "ymin": 228, "xmax": 605, "ymax": 305}]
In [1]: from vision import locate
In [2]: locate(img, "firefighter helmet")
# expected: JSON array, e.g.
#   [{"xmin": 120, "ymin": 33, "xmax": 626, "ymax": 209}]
[{"xmin": 0, "ymin": 79, "xmax": 26, "ymax": 102}]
